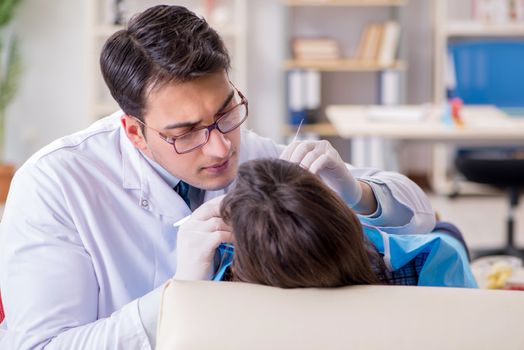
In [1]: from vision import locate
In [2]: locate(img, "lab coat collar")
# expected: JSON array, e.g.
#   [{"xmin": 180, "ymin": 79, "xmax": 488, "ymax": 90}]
[{"xmin": 120, "ymin": 125, "xmax": 142, "ymax": 191}]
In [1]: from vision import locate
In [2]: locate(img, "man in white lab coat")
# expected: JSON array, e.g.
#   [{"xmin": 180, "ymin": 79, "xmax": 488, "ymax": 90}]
[{"xmin": 0, "ymin": 5, "xmax": 435, "ymax": 349}]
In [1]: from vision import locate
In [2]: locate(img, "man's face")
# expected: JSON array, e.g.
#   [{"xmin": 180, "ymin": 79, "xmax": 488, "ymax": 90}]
[{"xmin": 125, "ymin": 71, "xmax": 242, "ymax": 191}]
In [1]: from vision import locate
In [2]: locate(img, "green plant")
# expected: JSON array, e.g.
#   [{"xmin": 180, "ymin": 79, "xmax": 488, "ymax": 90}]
[{"xmin": 0, "ymin": 0, "xmax": 22, "ymax": 154}]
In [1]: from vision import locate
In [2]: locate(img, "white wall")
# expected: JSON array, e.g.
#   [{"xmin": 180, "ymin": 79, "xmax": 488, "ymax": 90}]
[
  {"xmin": 6, "ymin": 0, "xmax": 89, "ymax": 166},
  {"xmin": 246, "ymin": 0, "xmax": 286, "ymax": 142}
]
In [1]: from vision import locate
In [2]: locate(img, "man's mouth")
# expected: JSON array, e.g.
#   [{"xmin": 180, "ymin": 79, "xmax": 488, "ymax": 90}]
[{"xmin": 202, "ymin": 153, "xmax": 234, "ymax": 174}]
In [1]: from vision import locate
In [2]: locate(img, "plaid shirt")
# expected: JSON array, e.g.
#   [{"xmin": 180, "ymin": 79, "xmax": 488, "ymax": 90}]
[{"xmin": 378, "ymin": 252, "xmax": 430, "ymax": 286}]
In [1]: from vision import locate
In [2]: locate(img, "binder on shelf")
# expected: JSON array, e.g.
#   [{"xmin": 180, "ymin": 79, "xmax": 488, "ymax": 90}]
[
  {"xmin": 287, "ymin": 69, "xmax": 321, "ymax": 125},
  {"xmin": 380, "ymin": 69, "xmax": 401, "ymax": 105},
  {"xmin": 288, "ymin": 70, "xmax": 306, "ymax": 125},
  {"xmin": 304, "ymin": 70, "xmax": 321, "ymax": 111}
]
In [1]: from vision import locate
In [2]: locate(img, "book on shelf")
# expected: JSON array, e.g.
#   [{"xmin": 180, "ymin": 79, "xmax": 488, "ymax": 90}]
[
  {"xmin": 377, "ymin": 21, "xmax": 400, "ymax": 66},
  {"xmin": 355, "ymin": 24, "xmax": 383, "ymax": 61},
  {"xmin": 355, "ymin": 21, "xmax": 400, "ymax": 65},
  {"xmin": 291, "ymin": 38, "xmax": 341, "ymax": 60}
]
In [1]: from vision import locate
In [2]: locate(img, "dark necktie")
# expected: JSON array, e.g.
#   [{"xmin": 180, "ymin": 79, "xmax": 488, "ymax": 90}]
[{"xmin": 174, "ymin": 180, "xmax": 191, "ymax": 209}]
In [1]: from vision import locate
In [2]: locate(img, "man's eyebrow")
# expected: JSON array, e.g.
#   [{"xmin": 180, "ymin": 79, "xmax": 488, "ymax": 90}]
[
  {"xmin": 163, "ymin": 120, "xmax": 200, "ymax": 130},
  {"xmin": 163, "ymin": 89, "xmax": 235, "ymax": 130},
  {"xmin": 215, "ymin": 89, "xmax": 235, "ymax": 115}
]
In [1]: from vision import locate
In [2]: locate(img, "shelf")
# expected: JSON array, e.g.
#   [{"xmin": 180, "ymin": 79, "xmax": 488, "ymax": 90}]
[
  {"xmin": 284, "ymin": 59, "xmax": 406, "ymax": 71},
  {"xmin": 284, "ymin": 0, "xmax": 406, "ymax": 6},
  {"xmin": 282, "ymin": 123, "xmax": 339, "ymax": 137},
  {"xmin": 446, "ymin": 21, "xmax": 524, "ymax": 37}
]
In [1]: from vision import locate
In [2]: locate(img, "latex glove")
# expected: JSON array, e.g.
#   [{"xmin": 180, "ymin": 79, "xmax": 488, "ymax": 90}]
[
  {"xmin": 280, "ymin": 140, "xmax": 363, "ymax": 207},
  {"xmin": 174, "ymin": 195, "xmax": 233, "ymax": 281}
]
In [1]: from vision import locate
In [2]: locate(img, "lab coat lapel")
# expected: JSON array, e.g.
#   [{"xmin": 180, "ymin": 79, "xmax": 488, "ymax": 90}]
[{"xmin": 119, "ymin": 127, "xmax": 190, "ymax": 222}]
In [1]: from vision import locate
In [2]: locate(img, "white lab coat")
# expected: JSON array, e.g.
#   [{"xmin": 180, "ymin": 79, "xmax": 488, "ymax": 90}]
[{"xmin": 0, "ymin": 112, "xmax": 435, "ymax": 349}]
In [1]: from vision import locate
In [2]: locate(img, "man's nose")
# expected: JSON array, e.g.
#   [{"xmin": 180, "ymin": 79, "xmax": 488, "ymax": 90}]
[{"xmin": 202, "ymin": 129, "xmax": 231, "ymax": 158}]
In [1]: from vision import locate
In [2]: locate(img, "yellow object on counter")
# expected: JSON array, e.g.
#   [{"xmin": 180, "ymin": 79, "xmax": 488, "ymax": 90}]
[{"xmin": 486, "ymin": 262, "xmax": 513, "ymax": 289}]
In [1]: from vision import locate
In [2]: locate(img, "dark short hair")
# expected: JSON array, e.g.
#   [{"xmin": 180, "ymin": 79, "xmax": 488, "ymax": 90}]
[
  {"xmin": 100, "ymin": 5, "xmax": 230, "ymax": 121},
  {"xmin": 220, "ymin": 159, "xmax": 382, "ymax": 288}
]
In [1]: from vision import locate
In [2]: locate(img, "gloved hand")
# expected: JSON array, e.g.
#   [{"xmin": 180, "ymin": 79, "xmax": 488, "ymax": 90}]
[
  {"xmin": 280, "ymin": 140, "xmax": 363, "ymax": 207},
  {"xmin": 174, "ymin": 195, "xmax": 233, "ymax": 281}
]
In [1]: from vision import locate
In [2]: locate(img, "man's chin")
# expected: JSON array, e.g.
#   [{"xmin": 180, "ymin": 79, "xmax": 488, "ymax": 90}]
[
  {"xmin": 203, "ymin": 173, "xmax": 237, "ymax": 191},
  {"xmin": 198, "ymin": 155, "xmax": 238, "ymax": 191},
  {"xmin": 193, "ymin": 164, "xmax": 237, "ymax": 191}
]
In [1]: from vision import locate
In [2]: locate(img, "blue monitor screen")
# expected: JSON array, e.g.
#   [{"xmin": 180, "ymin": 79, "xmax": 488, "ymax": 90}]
[{"xmin": 449, "ymin": 40, "xmax": 524, "ymax": 109}]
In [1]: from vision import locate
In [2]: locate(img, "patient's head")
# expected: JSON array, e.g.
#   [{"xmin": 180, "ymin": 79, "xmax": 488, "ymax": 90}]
[{"xmin": 220, "ymin": 158, "xmax": 380, "ymax": 288}]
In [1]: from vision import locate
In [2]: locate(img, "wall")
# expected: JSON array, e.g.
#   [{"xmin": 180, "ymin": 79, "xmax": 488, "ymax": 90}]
[
  {"xmin": 6, "ymin": 0, "xmax": 89, "ymax": 166},
  {"xmin": 246, "ymin": 0, "xmax": 286, "ymax": 142}
]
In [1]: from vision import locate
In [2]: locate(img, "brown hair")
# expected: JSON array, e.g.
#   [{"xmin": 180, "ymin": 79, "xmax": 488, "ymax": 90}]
[
  {"xmin": 220, "ymin": 159, "xmax": 382, "ymax": 288},
  {"xmin": 100, "ymin": 5, "xmax": 230, "ymax": 122}
]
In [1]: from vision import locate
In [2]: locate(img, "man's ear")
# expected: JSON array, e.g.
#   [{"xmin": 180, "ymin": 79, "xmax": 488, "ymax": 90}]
[{"xmin": 121, "ymin": 115, "xmax": 148, "ymax": 151}]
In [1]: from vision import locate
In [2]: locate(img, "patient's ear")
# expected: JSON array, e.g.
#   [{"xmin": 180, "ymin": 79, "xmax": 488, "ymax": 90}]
[{"xmin": 121, "ymin": 115, "xmax": 148, "ymax": 152}]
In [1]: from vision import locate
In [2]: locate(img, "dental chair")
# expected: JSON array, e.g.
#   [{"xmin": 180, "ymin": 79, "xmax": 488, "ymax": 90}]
[{"xmin": 156, "ymin": 280, "xmax": 524, "ymax": 350}]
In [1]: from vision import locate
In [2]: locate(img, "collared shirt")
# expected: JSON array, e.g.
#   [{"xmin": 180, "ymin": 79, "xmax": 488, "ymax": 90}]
[
  {"xmin": 140, "ymin": 150, "xmax": 180, "ymax": 189},
  {"xmin": 379, "ymin": 252, "xmax": 429, "ymax": 286},
  {"xmin": 140, "ymin": 151, "xmax": 204, "ymax": 211}
]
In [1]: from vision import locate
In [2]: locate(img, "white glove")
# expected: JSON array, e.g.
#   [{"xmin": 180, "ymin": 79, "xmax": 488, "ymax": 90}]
[
  {"xmin": 280, "ymin": 140, "xmax": 363, "ymax": 207},
  {"xmin": 174, "ymin": 195, "xmax": 233, "ymax": 281}
]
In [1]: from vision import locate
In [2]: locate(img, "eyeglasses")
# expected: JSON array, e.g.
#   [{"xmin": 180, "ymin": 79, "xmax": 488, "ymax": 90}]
[{"xmin": 134, "ymin": 86, "xmax": 248, "ymax": 154}]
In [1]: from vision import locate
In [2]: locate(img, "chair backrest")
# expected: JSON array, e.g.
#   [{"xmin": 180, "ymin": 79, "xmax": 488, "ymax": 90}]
[{"xmin": 156, "ymin": 280, "xmax": 524, "ymax": 350}]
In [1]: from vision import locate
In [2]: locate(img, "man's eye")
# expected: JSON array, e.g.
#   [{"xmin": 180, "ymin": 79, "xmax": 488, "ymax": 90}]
[{"xmin": 173, "ymin": 128, "xmax": 193, "ymax": 137}]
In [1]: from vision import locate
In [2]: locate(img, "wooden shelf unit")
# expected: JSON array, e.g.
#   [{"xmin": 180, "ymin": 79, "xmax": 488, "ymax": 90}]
[{"xmin": 283, "ymin": 1, "xmax": 407, "ymax": 138}]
